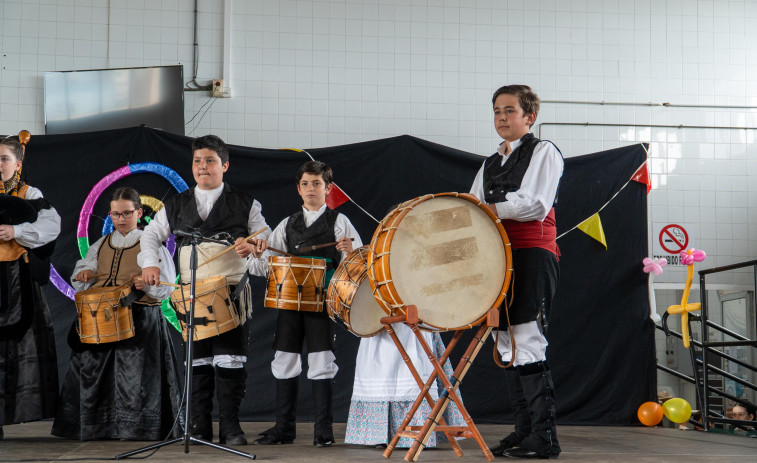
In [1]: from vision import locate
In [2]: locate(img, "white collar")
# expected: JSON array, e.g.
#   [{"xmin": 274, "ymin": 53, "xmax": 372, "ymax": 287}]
[
  {"xmin": 194, "ymin": 183, "xmax": 224, "ymax": 197},
  {"xmin": 497, "ymin": 134, "xmax": 529, "ymax": 157},
  {"xmin": 302, "ymin": 203, "xmax": 328, "ymax": 215}
]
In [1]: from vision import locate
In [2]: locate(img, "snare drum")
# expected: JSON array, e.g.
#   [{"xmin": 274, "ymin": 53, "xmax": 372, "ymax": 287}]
[
  {"xmin": 170, "ymin": 275, "xmax": 241, "ymax": 341},
  {"xmin": 368, "ymin": 193, "xmax": 512, "ymax": 331},
  {"xmin": 326, "ymin": 246, "xmax": 385, "ymax": 337},
  {"xmin": 264, "ymin": 256, "xmax": 327, "ymax": 312},
  {"xmin": 75, "ymin": 285, "xmax": 135, "ymax": 344}
]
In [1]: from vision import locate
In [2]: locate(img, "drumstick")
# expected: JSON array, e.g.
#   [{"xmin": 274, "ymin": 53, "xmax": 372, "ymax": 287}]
[
  {"xmin": 294, "ymin": 238, "xmax": 354, "ymax": 252},
  {"xmin": 265, "ymin": 246, "xmax": 297, "ymax": 258},
  {"xmin": 77, "ymin": 272, "xmax": 108, "ymax": 282},
  {"xmin": 133, "ymin": 277, "xmax": 181, "ymax": 288},
  {"xmin": 198, "ymin": 227, "xmax": 268, "ymax": 268}
]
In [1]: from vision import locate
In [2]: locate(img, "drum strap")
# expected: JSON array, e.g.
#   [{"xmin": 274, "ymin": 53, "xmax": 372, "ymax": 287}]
[
  {"xmin": 175, "ymin": 311, "xmax": 212, "ymax": 326},
  {"xmin": 232, "ymin": 271, "xmax": 249, "ymax": 301},
  {"xmin": 232, "ymin": 271, "xmax": 253, "ymax": 323},
  {"xmin": 119, "ymin": 286, "xmax": 144, "ymax": 308},
  {"xmin": 493, "ymin": 273, "xmax": 517, "ymax": 369}
]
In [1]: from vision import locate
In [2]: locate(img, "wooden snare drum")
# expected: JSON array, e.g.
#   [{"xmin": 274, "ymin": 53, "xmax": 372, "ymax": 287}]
[
  {"xmin": 170, "ymin": 275, "xmax": 241, "ymax": 341},
  {"xmin": 75, "ymin": 285, "xmax": 135, "ymax": 344},
  {"xmin": 264, "ymin": 256, "xmax": 327, "ymax": 312},
  {"xmin": 326, "ymin": 246, "xmax": 385, "ymax": 337},
  {"xmin": 368, "ymin": 193, "xmax": 512, "ymax": 331}
]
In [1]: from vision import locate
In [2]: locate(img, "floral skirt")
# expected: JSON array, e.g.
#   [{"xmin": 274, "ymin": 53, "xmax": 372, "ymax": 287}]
[
  {"xmin": 344, "ymin": 397, "xmax": 466, "ymax": 448},
  {"xmin": 345, "ymin": 332, "xmax": 466, "ymax": 448}
]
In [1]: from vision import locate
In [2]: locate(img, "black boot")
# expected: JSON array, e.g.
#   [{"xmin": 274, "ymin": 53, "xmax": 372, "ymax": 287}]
[
  {"xmin": 503, "ymin": 362, "xmax": 560, "ymax": 459},
  {"xmin": 216, "ymin": 367, "xmax": 248, "ymax": 445},
  {"xmin": 490, "ymin": 366, "xmax": 532, "ymax": 456},
  {"xmin": 253, "ymin": 377, "xmax": 298, "ymax": 445},
  {"xmin": 189, "ymin": 365, "xmax": 215, "ymax": 441},
  {"xmin": 312, "ymin": 379, "xmax": 335, "ymax": 447}
]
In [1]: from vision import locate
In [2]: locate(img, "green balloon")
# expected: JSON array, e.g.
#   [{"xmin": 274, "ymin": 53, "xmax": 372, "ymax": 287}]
[{"xmin": 662, "ymin": 398, "xmax": 692, "ymax": 423}]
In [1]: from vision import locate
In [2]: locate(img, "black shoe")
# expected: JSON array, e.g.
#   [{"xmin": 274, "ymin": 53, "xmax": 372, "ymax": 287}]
[
  {"xmin": 220, "ymin": 431, "xmax": 248, "ymax": 445},
  {"xmin": 312, "ymin": 379, "xmax": 334, "ymax": 448},
  {"xmin": 262, "ymin": 378, "xmax": 298, "ymax": 445},
  {"xmin": 253, "ymin": 427, "xmax": 294, "ymax": 445},
  {"xmin": 189, "ymin": 365, "xmax": 215, "ymax": 444},
  {"xmin": 314, "ymin": 434, "xmax": 335, "ymax": 447},
  {"xmin": 189, "ymin": 423, "xmax": 213, "ymax": 443},
  {"xmin": 216, "ymin": 367, "xmax": 248, "ymax": 446},
  {"xmin": 516, "ymin": 362, "xmax": 560, "ymax": 457},
  {"xmin": 503, "ymin": 446, "xmax": 553, "ymax": 459},
  {"xmin": 493, "ymin": 366, "xmax": 533, "ymax": 457}
]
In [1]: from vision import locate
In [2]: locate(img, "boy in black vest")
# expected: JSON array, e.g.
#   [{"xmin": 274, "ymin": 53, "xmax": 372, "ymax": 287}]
[
  {"xmin": 140, "ymin": 134, "xmax": 270, "ymax": 445},
  {"xmin": 469, "ymin": 85, "xmax": 563, "ymax": 459},
  {"xmin": 247, "ymin": 160, "xmax": 362, "ymax": 447}
]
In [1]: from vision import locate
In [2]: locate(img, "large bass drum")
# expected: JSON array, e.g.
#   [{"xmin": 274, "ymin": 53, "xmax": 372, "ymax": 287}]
[{"xmin": 368, "ymin": 193, "xmax": 512, "ymax": 331}]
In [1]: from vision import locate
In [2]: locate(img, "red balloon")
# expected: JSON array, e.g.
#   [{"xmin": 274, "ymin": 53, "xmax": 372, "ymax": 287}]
[{"xmin": 638, "ymin": 401, "xmax": 663, "ymax": 426}]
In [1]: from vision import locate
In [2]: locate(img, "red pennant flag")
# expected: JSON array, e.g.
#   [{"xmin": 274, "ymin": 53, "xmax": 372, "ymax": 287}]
[
  {"xmin": 326, "ymin": 183, "xmax": 350, "ymax": 209},
  {"xmin": 631, "ymin": 163, "xmax": 651, "ymax": 194}
]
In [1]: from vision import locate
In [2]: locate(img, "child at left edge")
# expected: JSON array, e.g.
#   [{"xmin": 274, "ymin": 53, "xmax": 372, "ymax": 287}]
[{"xmin": 247, "ymin": 160, "xmax": 362, "ymax": 447}]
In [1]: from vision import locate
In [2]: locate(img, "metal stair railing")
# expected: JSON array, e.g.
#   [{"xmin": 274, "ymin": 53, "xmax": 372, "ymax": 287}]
[
  {"xmin": 657, "ymin": 259, "xmax": 757, "ymax": 432},
  {"xmin": 699, "ymin": 260, "xmax": 757, "ymax": 431}
]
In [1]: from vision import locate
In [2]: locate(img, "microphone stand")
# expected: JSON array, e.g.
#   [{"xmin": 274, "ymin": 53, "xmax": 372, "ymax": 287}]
[{"xmin": 116, "ymin": 231, "xmax": 255, "ymax": 460}]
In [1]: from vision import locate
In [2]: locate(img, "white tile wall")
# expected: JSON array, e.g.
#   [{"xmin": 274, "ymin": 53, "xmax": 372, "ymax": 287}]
[{"xmin": 1, "ymin": 0, "xmax": 756, "ymax": 285}]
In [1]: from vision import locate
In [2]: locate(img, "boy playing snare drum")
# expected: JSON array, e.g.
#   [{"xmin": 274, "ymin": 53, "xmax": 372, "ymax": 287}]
[
  {"xmin": 248, "ymin": 160, "xmax": 362, "ymax": 447},
  {"xmin": 140, "ymin": 135, "xmax": 270, "ymax": 445}
]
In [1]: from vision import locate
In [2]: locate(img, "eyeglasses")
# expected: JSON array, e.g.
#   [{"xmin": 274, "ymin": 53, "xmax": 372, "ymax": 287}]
[{"xmin": 109, "ymin": 210, "xmax": 137, "ymax": 220}]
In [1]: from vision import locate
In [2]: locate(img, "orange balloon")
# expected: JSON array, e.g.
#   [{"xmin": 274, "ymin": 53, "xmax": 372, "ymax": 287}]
[{"xmin": 637, "ymin": 401, "xmax": 663, "ymax": 426}]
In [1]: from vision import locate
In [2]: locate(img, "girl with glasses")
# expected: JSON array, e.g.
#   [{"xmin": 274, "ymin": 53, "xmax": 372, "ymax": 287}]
[{"xmin": 52, "ymin": 187, "xmax": 182, "ymax": 440}]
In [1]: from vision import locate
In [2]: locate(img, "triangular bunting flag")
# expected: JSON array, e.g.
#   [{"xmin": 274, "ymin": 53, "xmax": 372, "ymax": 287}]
[
  {"xmin": 326, "ymin": 183, "xmax": 350, "ymax": 209},
  {"xmin": 577, "ymin": 213, "xmax": 607, "ymax": 249},
  {"xmin": 631, "ymin": 162, "xmax": 651, "ymax": 194}
]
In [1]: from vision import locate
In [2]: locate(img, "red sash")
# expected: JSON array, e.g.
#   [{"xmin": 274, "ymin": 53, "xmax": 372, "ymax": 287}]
[{"xmin": 501, "ymin": 208, "xmax": 559, "ymax": 258}]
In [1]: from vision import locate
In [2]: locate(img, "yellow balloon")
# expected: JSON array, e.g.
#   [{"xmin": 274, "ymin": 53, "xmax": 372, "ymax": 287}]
[{"xmin": 662, "ymin": 398, "xmax": 692, "ymax": 423}]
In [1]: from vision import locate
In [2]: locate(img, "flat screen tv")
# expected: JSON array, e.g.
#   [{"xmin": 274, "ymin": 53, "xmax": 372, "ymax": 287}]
[{"xmin": 44, "ymin": 65, "xmax": 185, "ymax": 135}]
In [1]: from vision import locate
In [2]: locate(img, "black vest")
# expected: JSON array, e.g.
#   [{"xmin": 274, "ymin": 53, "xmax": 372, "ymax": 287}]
[
  {"xmin": 483, "ymin": 133, "xmax": 560, "ymax": 205},
  {"xmin": 164, "ymin": 183, "xmax": 255, "ymax": 246},
  {"xmin": 285, "ymin": 209, "xmax": 341, "ymax": 270}
]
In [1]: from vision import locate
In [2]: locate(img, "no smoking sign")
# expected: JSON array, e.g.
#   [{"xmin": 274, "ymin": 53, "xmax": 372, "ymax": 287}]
[{"xmin": 659, "ymin": 224, "xmax": 689, "ymax": 254}]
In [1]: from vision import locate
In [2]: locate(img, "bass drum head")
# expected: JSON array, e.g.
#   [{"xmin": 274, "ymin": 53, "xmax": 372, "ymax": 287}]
[
  {"xmin": 349, "ymin": 277, "xmax": 386, "ymax": 337},
  {"xmin": 389, "ymin": 195, "xmax": 508, "ymax": 330}
]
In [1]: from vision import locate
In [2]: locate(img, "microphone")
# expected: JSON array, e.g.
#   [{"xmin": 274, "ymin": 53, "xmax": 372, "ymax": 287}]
[
  {"xmin": 172, "ymin": 229, "xmax": 203, "ymax": 238},
  {"xmin": 173, "ymin": 229, "xmax": 230, "ymax": 246}
]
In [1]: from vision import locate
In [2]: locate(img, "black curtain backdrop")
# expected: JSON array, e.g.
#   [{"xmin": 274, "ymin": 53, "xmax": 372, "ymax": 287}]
[{"xmin": 22, "ymin": 126, "xmax": 654, "ymax": 425}]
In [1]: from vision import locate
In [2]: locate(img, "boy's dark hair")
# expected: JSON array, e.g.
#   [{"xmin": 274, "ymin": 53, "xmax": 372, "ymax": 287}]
[
  {"xmin": 192, "ymin": 134, "xmax": 229, "ymax": 164},
  {"xmin": 492, "ymin": 84, "xmax": 540, "ymax": 126},
  {"xmin": 111, "ymin": 186, "xmax": 142, "ymax": 209},
  {"xmin": 0, "ymin": 136, "xmax": 24, "ymax": 162},
  {"xmin": 296, "ymin": 160, "xmax": 333, "ymax": 185}
]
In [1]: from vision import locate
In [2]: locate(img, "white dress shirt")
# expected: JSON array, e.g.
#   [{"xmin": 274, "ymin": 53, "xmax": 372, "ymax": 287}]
[
  {"xmin": 469, "ymin": 136, "xmax": 563, "ymax": 222},
  {"xmin": 12, "ymin": 186, "xmax": 61, "ymax": 248}
]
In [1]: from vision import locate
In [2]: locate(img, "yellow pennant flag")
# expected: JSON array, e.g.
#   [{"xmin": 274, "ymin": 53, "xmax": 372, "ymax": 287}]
[{"xmin": 577, "ymin": 213, "xmax": 607, "ymax": 249}]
